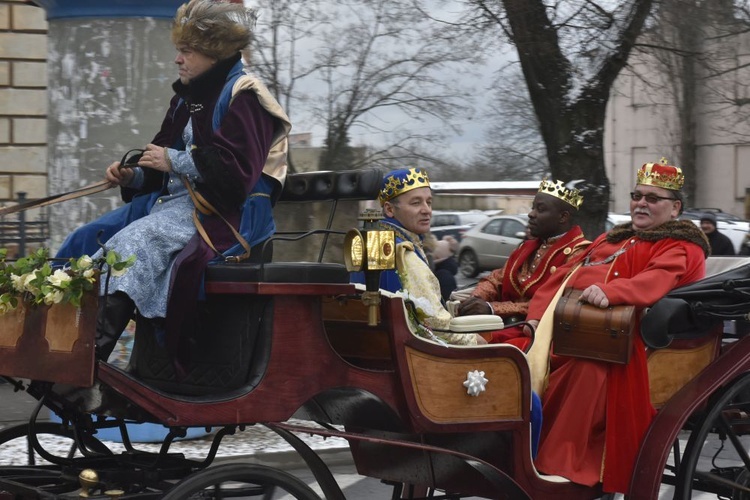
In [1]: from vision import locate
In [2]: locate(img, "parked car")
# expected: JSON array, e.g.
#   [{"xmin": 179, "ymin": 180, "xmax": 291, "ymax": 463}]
[
  {"xmin": 682, "ymin": 208, "xmax": 745, "ymax": 222},
  {"xmin": 457, "ymin": 215, "xmax": 529, "ymax": 278},
  {"xmin": 430, "ymin": 210, "xmax": 489, "ymax": 242},
  {"xmin": 458, "ymin": 213, "xmax": 630, "ymax": 278}
]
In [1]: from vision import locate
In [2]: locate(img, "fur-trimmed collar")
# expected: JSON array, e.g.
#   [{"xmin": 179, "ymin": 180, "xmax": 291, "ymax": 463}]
[
  {"xmin": 607, "ymin": 219, "xmax": 710, "ymax": 257},
  {"xmin": 172, "ymin": 53, "xmax": 242, "ymax": 100}
]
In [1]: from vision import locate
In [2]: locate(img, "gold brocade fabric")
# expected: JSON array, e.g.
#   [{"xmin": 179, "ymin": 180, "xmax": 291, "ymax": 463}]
[
  {"xmin": 518, "ymin": 239, "xmax": 556, "ymax": 283},
  {"xmin": 396, "ymin": 241, "xmax": 478, "ymax": 346}
]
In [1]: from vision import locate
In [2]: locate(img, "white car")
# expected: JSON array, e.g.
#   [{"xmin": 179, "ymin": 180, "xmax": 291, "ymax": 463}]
[{"xmin": 609, "ymin": 213, "xmax": 749, "ymax": 254}]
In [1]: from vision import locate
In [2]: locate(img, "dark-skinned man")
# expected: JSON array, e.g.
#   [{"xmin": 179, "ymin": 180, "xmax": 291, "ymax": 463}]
[{"xmin": 458, "ymin": 179, "xmax": 590, "ymax": 350}]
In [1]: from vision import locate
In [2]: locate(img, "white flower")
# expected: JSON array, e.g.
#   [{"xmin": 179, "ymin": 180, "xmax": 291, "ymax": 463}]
[
  {"xmin": 10, "ymin": 274, "xmax": 25, "ymax": 293},
  {"xmin": 23, "ymin": 273, "xmax": 40, "ymax": 294},
  {"xmin": 47, "ymin": 269, "xmax": 72, "ymax": 287},
  {"xmin": 43, "ymin": 290, "xmax": 64, "ymax": 305},
  {"xmin": 83, "ymin": 268, "xmax": 96, "ymax": 282},
  {"xmin": 77, "ymin": 255, "xmax": 94, "ymax": 269}
]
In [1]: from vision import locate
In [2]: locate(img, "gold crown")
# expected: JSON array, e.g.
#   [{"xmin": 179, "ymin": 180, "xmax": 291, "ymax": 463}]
[
  {"xmin": 378, "ymin": 167, "xmax": 431, "ymax": 205},
  {"xmin": 538, "ymin": 178, "xmax": 584, "ymax": 209},
  {"xmin": 637, "ymin": 157, "xmax": 684, "ymax": 191}
]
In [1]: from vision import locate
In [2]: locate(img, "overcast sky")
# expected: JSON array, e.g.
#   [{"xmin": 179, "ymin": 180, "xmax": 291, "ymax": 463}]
[{"xmin": 245, "ymin": 0, "xmax": 511, "ymax": 162}]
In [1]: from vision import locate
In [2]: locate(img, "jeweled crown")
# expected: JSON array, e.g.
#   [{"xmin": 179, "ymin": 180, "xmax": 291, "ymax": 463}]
[
  {"xmin": 378, "ymin": 167, "xmax": 431, "ymax": 205},
  {"xmin": 538, "ymin": 178, "xmax": 584, "ymax": 209},
  {"xmin": 637, "ymin": 158, "xmax": 684, "ymax": 191}
]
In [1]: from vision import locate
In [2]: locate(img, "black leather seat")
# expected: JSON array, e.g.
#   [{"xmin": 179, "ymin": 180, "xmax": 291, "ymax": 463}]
[{"xmin": 204, "ymin": 261, "xmax": 349, "ymax": 284}]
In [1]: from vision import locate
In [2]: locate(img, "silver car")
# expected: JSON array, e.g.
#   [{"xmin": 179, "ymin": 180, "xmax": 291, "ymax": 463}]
[
  {"xmin": 430, "ymin": 210, "xmax": 489, "ymax": 242},
  {"xmin": 457, "ymin": 215, "xmax": 529, "ymax": 277}
]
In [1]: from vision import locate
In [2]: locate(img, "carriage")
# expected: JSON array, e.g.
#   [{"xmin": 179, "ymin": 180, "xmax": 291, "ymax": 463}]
[{"xmin": 0, "ymin": 167, "xmax": 749, "ymax": 499}]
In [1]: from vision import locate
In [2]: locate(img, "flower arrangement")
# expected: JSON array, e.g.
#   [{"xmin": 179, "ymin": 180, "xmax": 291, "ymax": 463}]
[{"xmin": 0, "ymin": 247, "xmax": 135, "ymax": 314}]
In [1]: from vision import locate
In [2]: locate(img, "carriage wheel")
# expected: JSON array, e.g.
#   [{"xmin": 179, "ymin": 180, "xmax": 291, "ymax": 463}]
[
  {"xmin": 675, "ymin": 373, "xmax": 750, "ymax": 499},
  {"xmin": 0, "ymin": 421, "xmax": 110, "ymax": 466},
  {"xmin": 162, "ymin": 463, "xmax": 321, "ymax": 500},
  {"xmin": 459, "ymin": 250, "xmax": 480, "ymax": 278},
  {"xmin": 0, "ymin": 422, "xmax": 108, "ymax": 494}
]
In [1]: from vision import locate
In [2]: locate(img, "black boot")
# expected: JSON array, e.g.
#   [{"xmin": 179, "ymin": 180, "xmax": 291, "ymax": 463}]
[{"xmin": 96, "ymin": 292, "xmax": 135, "ymax": 362}]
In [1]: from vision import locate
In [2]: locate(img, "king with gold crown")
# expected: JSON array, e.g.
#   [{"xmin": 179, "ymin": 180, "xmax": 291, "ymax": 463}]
[
  {"xmin": 351, "ymin": 167, "xmax": 485, "ymax": 347},
  {"xmin": 458, "ymin": 177, "xmax": 590, "ymax": 347},
  {"xmin": 523, "ymin": 158, "xmax": 711, "ymax": 496}
]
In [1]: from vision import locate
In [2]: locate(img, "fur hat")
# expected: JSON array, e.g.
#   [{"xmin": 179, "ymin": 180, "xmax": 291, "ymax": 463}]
[
  {"xmin": 441, "ymin": 235, "xmax": 459, "ymax": 254},
  {"xmin": 171, "ymin": 0, "xmax": 257, "ymax": 61},
  {"xmin": 432, "ymin": 239, "xmax": 454, "ymax": 264}
]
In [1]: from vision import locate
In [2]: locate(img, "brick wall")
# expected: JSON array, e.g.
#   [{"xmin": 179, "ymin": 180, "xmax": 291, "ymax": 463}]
[{"xmin": 0, "ymin": 0, "xmax": 47, "ymax": 203}]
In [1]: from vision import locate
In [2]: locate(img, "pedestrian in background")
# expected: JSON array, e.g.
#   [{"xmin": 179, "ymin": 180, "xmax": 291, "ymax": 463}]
[
  {"xmin": 430, "ymin": 235, "xmax": 459, "ymax": 302},
  {"xmin": 699, "ymin": 212, "xmax": 735, "ymax": 255}
]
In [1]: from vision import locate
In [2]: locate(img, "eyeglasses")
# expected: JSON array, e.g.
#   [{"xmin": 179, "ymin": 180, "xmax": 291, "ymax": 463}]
[{"xmin": 630, "ymin": 192, "xmax": 677, "ymax": 204}]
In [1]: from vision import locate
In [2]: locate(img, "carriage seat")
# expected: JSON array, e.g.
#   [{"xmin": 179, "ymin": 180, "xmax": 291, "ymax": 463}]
[
  {"xmin": 131, "ymin": 169, "xmax": 383, "ymax": 396},
  {"xmin": 204, "ymin": 261, "xmax": 349, "ymax": 284},
  {"xmin": 203, "ymin": 168, "xmax": 383, "ymax": 286},
  {"xmin": 641, "ymin": 257, "xmax": 750, "ymax": 349},
  {"xmin": 643, "ymin": 257, "xmax": 750, "ymax": 408}
]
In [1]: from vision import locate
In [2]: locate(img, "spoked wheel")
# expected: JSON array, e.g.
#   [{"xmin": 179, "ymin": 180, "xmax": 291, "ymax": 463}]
[
  {"xmin": 459, "ymin": 250, "xmax": 479, "ymax": 278},
  {"xmin": 0, "ymin": 421, "xmax": 110, "ymax": 466},
  {"xmin": 675, "ymin": 373, "xmax": 750, "ymax": 499},
  {"xmin": 162, "ymin": 463, "xmax": 321, "ymax": 500},
  {"xmin": 0, "ymin": 421, "xmax": 112, "ymax": 495}
]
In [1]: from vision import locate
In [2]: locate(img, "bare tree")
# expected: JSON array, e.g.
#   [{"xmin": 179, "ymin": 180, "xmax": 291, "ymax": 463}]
[
  {"xmin": 249, "ymin": 0, "xmax": 331, "ymax": 172},
  {"xmin": 613, "ymin": 0, "xmax": 750, "ymax": 209},
  {"xmin": 252, "ymin": 0, "xmax": 483, "ymax": 172},
  {"xmin": 315, "ymin": 0, "xmax": 489, "ymax": 171},
  {"xmin": 457, "ymin": 0, "xmax": 654, "ymax": 236},
  {"xmin": 630, "ymin": 0, "xmax": 728, "ymax": 206},
  {"xmin": 469, "ymin": 64, "xmax": 548, "ymax": 181}
]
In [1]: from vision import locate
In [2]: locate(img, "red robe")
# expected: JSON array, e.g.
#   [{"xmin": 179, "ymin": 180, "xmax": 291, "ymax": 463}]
[
  {"xmin": 471, "ymin": 226, "xmax": 589, "ymax": 347},
  {"xmin": 527, "ymin": 220, "xmax": 709, "ymax": 493}
]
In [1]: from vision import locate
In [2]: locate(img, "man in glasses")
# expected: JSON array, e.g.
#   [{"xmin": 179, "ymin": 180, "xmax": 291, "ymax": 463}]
[{"xmin": 521, "ymin": 158, "xmax": 710, "ymax": 496}]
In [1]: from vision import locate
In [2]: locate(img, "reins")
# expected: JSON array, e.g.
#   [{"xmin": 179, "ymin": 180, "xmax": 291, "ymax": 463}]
[{"xmin": 0, "ymin": 149, "xmax": 144, "ymax": 217}]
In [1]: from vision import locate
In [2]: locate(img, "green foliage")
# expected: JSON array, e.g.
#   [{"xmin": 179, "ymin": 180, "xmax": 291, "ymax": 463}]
[{"xmin": 0, "ymin": 248, "xmax": 136, "ymax": 313}]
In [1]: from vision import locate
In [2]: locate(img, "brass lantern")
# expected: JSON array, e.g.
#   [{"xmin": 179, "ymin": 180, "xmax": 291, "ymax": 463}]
[{"xmin": 344, "ymin": 209, "xmax": 395, "ymax": 325}]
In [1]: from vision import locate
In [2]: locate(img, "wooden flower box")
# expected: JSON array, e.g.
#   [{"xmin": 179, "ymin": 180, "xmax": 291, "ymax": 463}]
[{"xmin": 0, "ymin": 292, "xmax": 98, "ymax": 387}]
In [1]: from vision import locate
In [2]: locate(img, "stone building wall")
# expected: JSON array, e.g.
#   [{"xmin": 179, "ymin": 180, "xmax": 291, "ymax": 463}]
[{"xmin": 0, "ymin": 0, "xmax": 47, "ymax": 203}]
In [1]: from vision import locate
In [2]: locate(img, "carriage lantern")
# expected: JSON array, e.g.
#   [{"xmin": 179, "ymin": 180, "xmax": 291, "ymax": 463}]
[{"xmin": 344, "ymin": 208, "xmax": 395, "ymax": 326}]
